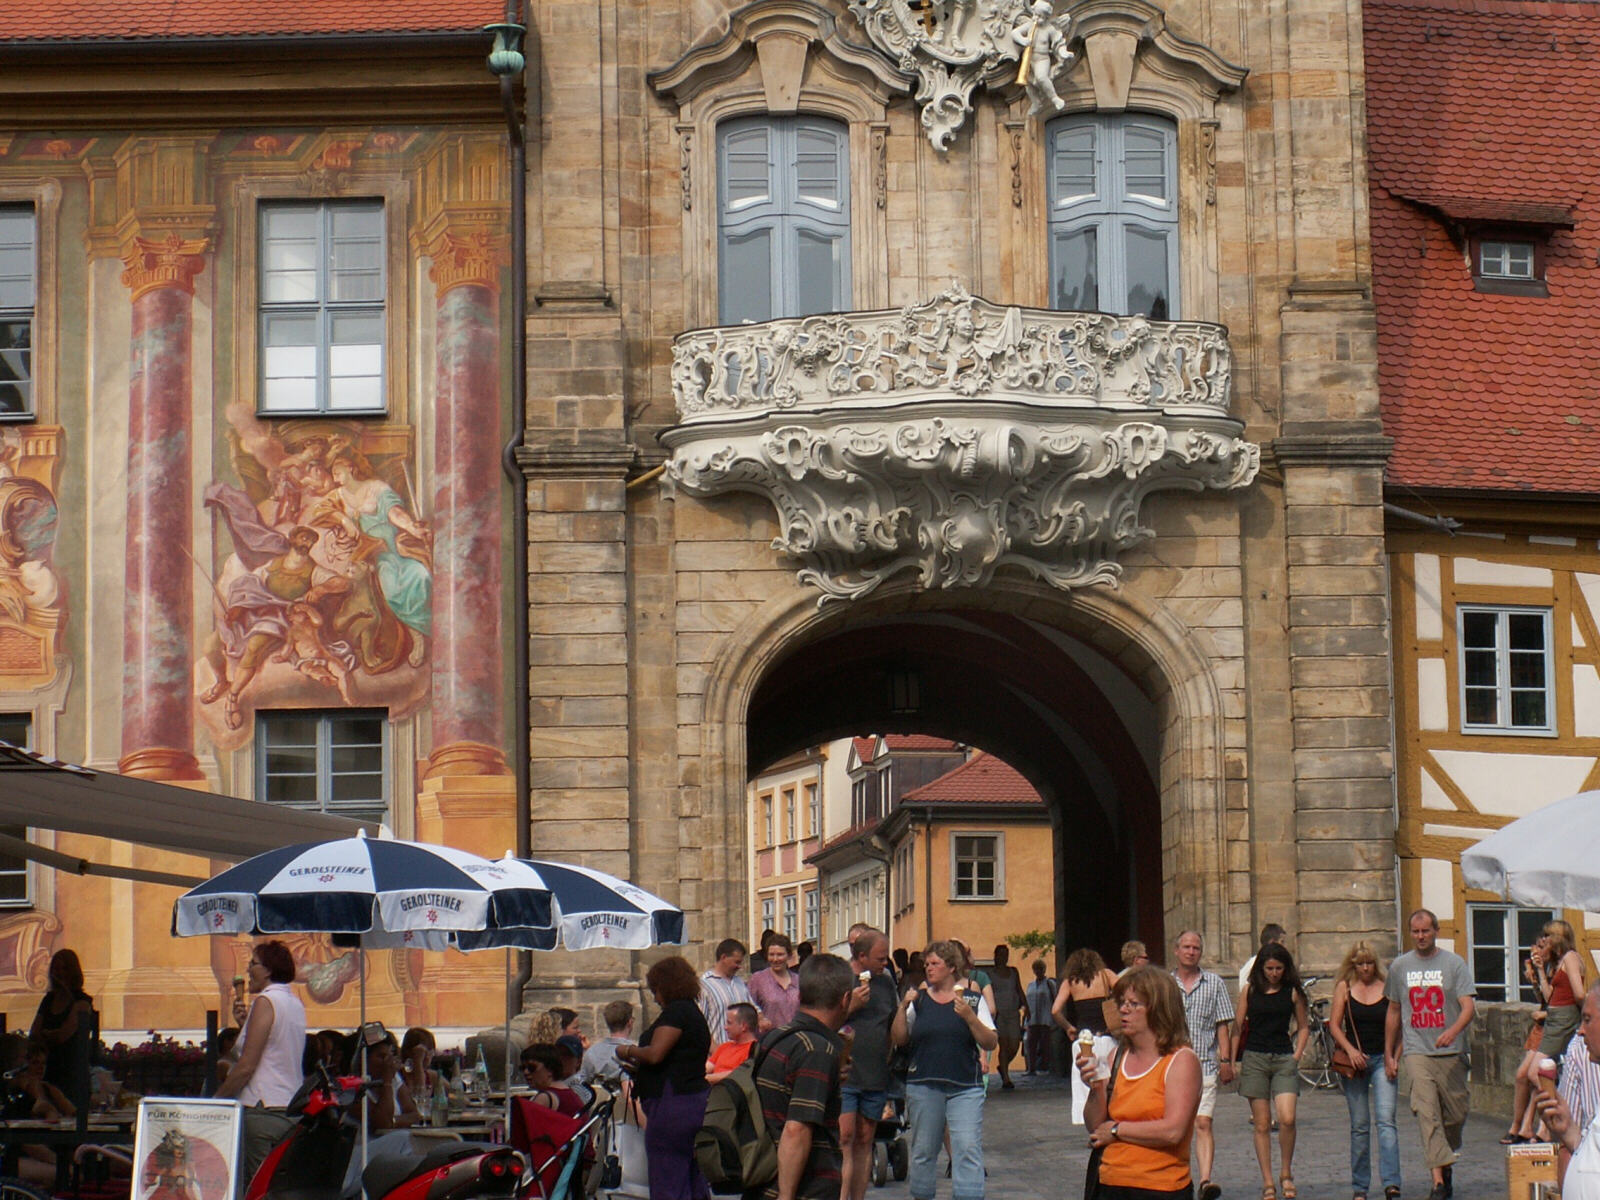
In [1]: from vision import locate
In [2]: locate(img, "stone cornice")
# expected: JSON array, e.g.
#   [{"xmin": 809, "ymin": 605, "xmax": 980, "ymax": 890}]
[
  {"xmin": 1269, "ymin": 432, "xmax": 1393, "ymax": 468},
  {"xmin": 516, "ymin": 442, "xmax": 638, "ymax": 479}
]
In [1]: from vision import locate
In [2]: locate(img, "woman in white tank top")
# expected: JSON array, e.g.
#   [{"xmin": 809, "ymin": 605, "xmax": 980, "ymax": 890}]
[{"xmin": 216, "ymin": 941, "xmax": 307, "ymax": 1107}]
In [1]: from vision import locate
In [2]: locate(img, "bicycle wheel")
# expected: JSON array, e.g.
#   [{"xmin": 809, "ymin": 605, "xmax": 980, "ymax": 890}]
[
  {"xmin": 1298, "ymin": 1028, "xmax": 1335, "ymax": 1089},
  {"xmin": 0, "ymin": 1177, "xmax": 53, "ymax": 1200}
]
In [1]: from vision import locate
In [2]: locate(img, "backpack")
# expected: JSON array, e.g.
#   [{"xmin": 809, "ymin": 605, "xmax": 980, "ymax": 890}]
[{"xmin": 692, "ymin": 1029, "xmax": 793, "ymax": 1195}]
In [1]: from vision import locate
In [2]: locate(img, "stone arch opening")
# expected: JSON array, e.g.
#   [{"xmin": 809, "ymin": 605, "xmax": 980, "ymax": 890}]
[{"xmin": 700, "ymin": 577, "xmax": 1230, "ymax": 961}]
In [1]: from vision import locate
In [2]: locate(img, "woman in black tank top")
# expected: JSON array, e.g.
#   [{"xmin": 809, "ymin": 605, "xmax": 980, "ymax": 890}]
[
  {"xmin": 1329, "ymin": 941, "xmax": 1401, "ymax": 1200},
  {"xmin": 1237, "ymin": 944, "xmax": 1309, "ymax": 1200}
]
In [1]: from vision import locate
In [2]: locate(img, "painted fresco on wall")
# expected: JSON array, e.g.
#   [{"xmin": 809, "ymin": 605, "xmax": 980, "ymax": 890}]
[
  {"xmin": 0, "ymin": 426, "xmax": 65, "ymax": 690},
  {"xmin": 194, "ymin": 402, "xmax": 431, "ymax": 749}
]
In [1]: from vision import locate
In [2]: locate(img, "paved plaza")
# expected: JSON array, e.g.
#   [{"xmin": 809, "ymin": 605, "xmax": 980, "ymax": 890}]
[{"xmin": 873, "ymin": 1073, "xmax": 1514, "ymax": 1200}]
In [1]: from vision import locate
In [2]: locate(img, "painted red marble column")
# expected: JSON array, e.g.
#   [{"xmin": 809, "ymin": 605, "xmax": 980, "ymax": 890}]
[
  {"xmin": 426, "ymin": 229, "xmax": 511, "ymax": 778},
  {"xmin": 119, "ymin": 234, "xmax": 207, "ymax": 781}
]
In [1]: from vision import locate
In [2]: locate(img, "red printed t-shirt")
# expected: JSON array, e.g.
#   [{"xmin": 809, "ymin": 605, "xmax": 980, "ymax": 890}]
[{"xmin": 1384, "ymin": 948, "xmax": 1475, "ymax": 1058}]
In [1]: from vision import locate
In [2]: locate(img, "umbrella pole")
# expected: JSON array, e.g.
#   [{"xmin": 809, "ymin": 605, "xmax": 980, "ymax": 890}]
[
  {"xmin": 503, "ymin": 948, "xmax": 512, "ymax": 1135},
  {"xmin": 360, "ymin": 946, "xmax": 369, "ymax": 1192}
]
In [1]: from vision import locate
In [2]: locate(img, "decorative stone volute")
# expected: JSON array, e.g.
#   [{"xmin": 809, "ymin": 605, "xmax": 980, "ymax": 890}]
[{"xmin": 662, "ymin": 284, "xmax": 1259, "ymax": 602}]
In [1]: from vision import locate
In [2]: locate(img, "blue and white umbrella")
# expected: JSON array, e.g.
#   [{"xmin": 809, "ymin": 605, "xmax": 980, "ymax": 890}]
[
  {"xmin": 171, "ymin": 830, "xmax": 553, "ymax": 938},
  {"xmin": 455, "ymin": 857, "xmax": 686, "ymax": 952}
]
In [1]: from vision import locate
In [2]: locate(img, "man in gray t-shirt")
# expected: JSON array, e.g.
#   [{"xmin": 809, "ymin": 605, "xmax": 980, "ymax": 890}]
[
  {"xmin": 840, "ymin": 929, "xmax": 897, "ymax": 1200},
  {"xmin": 1385, "ymin": 908, "xmax": 1476, "ymax": 1200}
]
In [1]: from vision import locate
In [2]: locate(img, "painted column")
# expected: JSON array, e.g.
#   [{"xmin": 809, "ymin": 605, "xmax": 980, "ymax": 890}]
[
  {"xmin": 425, "ymin": 228, "xmax": 511, "ymax": 778},
  {"xmin": 119, "ymin": 233, "xmax": 207, "ymax": 781}
]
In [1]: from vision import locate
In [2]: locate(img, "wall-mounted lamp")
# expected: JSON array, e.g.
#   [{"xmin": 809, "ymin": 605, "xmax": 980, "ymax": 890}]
[{"xmin": 484, "ymin": 22, "xmax": 527, "ymax": 78}]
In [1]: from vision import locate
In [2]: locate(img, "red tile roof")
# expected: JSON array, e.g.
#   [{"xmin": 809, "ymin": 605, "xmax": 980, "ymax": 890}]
[
  {"xmin": 900, "ymin": 753, "xmax": 1044, "ymax": 807},
  {"xmin": 1365, "ymin": 0, "xmax": 1600, "ymax": 495},
  {"xmin": 851, "ymin": 737, "xmax": 879, "ymax": 766},
  {"xmin": 882, "ymin": 735, "xmax": 963, "ymax": 753},
  {"xmin": 0, "ymin": 0, "xmax": 504, "ymax": 41}
]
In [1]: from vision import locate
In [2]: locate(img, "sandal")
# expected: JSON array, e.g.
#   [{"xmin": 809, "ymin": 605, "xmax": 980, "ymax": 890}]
[
  {"xmin": 1281, "ymin": 1177, "xmax": 1297, "ymax": 1200},
  {"xmin": 1385, "ymin": 1188, "xmax": 1401, "ymax": 1200},
  {"xmin": 1262, "ymin": 1187, "xmax": 1276, "ymax": 1200}
]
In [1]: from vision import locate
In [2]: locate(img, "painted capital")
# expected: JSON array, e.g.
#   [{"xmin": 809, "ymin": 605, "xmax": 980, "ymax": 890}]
[
  {"xmin": 119, "ymin": 232, "xmax": 210, "ymax": 302},
  {"xmin": 425, "ymin": 228, "xmax": 510, "ymax": 297}
]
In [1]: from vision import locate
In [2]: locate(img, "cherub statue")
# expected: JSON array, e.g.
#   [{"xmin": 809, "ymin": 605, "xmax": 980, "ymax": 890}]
[{"xmin": 1012, "ymin": 1, "xmax": 1075, "ymax": 116}]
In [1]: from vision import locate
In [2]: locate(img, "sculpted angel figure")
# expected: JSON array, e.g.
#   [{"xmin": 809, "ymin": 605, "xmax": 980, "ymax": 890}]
[{"xmin": 1012, "ymin": 0, "xmax": 1075, "ymax": 115}]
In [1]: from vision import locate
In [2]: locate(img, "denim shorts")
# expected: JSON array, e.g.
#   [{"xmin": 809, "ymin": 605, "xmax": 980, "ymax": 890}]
[
  {"xmin": 1239, "ymin": 1050, "xmax": 1300, "ymax": 1099},
  {"xmin": 840, "ymin": 1086, "xmax": 888, "ymax": 1120}
]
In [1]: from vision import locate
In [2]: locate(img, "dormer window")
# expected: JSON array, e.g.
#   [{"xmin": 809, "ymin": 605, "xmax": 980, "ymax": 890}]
[{"xmin": 1478, "ymin": 240, "xmax": 1535, "ymax": 280}]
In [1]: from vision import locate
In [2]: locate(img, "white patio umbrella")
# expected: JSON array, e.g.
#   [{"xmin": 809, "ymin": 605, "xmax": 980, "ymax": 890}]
[{"xmin": 1461, "ymin": 789, "xmax": 1600, "ymax": 910}]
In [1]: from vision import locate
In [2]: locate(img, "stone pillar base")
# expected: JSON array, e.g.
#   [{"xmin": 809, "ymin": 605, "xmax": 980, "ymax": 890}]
[
  {"xmin": 416, "ymin": 771, "xmax": 518, "ymax": 860},
  {"xmin": 424, "ymin": 741, "xmax": 511, "ymax": 781}
]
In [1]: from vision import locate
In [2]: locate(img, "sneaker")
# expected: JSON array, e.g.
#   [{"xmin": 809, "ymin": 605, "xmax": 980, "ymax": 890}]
[{"xmin": 1199, "ymin": 1181, "xmax": 1222, "ymax": 1200}]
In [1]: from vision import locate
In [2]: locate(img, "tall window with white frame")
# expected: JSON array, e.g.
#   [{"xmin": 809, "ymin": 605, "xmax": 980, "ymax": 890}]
[
  {"xmin": 0, "ymin": 713, "xmax": 31, "ymax": 906},
  {"xmin": 803, "ymin": 888, "xmax": 819, "ymax": 943},
  {"xmin": 782, "ymin": 892, "xmax": 798, "ymax": 941},
  {"xmin": 805, "ymin": 781, "xmax": 819, "ymax": 839},
  {"xmin": 1459, "ymin": 606, "xmax": 1553, "ymax": 733},
  {"xmin": 1047, "ymin": 114, "xmax": 1179, "ymax": 319},
  {"xmin": 1466, "ymin": 903, "xmax": 1553, "ymax": 1002},
  {"xmin": 717, "ymin": 116, "xmax": 850, "ymax": 325},
  {"xmin": 0, "ymin": 206, "xmax": 35, "ymax": 419},
  {"xmin": 257, "ymin": 709, "xmax": 388, "ymax": 826},
  {"xmin": 761, "ymin": 895, "xmax": 775, "ymax": 933},
  {"xmin": 259, "ymin": 200, "xmax": 386, "ymax": 414}
]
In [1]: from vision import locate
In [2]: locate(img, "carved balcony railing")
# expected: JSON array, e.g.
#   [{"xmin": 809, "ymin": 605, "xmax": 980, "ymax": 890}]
[{"xmin": 662, "ymin": 284, "xmax": 1259, "ymax": 603}]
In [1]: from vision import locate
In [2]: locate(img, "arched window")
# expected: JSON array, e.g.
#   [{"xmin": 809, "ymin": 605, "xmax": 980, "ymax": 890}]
[
  {"xmin": 1047, "ymin": 114, "xmax": 1179, "ymax": 320},
  {"xmin": 717, "ymin": 115, "xmax": 850, "ymax": 324}
]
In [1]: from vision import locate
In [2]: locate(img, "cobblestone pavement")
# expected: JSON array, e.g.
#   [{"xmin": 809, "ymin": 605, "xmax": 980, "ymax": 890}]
[{"xmin": 867, "ymin": 1072, "xmax": 1518, "ymax": 1200}]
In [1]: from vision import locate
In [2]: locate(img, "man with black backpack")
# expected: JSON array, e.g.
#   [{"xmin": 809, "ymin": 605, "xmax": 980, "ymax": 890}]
[{"xmin": 749, "ymin": 953, "xmax": 858, "ymax": 1200}]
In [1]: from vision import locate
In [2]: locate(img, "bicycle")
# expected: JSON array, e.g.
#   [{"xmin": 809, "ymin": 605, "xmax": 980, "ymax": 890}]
[{"xmin": 1296, "ymin": 980, "xmax": 1340, "ymax": 1090}]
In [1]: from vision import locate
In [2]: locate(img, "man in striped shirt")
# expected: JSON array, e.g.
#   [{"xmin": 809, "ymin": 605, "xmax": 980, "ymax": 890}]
[
  {"xmin": 1174, "ymin": 930, "xmax": 1236, "ymax": 1200},
  {"xmin": 700, "ymin": 938, "xmax": 752, "ymax": 1048},
  {"xmin": 750, "ymin": 953, "xmax": 856, "ymax": 1200}
]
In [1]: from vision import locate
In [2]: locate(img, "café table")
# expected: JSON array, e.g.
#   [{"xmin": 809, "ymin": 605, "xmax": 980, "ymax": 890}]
[{"xmin": 0, "ymin": 1111, "xmax": 137, "ymax": 1191}]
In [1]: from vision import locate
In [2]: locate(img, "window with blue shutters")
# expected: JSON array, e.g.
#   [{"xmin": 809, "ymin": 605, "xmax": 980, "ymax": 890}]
[
  {"xmin": 1047, "ymin": 114, "xmax": 1180, "ymax": 320},
  {"xmin": 717, "ymin": 116, "xmax": 850, "ymax": 324}
]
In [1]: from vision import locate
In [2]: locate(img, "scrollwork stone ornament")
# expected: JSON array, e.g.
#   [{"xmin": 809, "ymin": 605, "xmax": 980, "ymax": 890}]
[
  {"xmin": 663, "ymin": 285, "xmax": 1259, "ymax": 604},
  {"xmin": 847, "ymin": 0, "xmax": 1070, "ymax": 150}
]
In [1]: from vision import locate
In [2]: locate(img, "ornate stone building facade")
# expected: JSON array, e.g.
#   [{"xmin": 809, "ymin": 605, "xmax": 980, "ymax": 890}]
[{"xmin": 524, "ymin": 0, "xmax": 1397, "ymax": 994}]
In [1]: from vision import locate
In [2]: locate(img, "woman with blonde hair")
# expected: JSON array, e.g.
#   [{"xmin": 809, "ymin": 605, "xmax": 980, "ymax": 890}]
[
  {"xmin": 1078, "ymin": 965, "xmax": 1201, "ymax": 1200},
  {"xmin": 1508, "ymin": 920, "xmax": 1587, "ymax": 1142},
  {"xmin": 1053, "ymin": 947, "xmax": 1122, "ymax": 1124},
  {"xmin": 1329, "ymin": 941, "xmax": 1400, "ymax": 1200}
]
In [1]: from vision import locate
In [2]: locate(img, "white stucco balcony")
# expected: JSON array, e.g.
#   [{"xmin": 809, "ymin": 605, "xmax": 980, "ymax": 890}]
[{"xmin": 661, "ymin": 283, "xmax": 1259, "ymax": 602}]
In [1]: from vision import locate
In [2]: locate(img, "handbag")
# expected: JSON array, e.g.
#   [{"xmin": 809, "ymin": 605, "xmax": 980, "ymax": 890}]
[
  {"xmin": 1082, "ymin": 1043, "xmax": 1129, "ymax": 1200},
  {"xmin": 1329, "ymin": 1001, "xmax": 1362, "ymax": 1080}
]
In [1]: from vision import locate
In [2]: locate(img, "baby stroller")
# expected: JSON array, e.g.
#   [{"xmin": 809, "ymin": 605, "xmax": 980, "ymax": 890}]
[
  {"xmin": 509, "ymin": 1089, "xmax": 617, "ymax": 1200},
  {"xmin": 870, "ymin": 1047, "xmax": 910, "ymax": 1187}
]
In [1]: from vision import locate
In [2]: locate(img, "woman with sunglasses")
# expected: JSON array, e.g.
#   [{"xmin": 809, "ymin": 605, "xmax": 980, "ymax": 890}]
[
  {"xmin": 1078, "ymin": 965, "xmax": 1201, "ymax": 1200},
  {"xmin": 1329, "ymin": 942, "xmax": 1400, "ymax": 1200}
]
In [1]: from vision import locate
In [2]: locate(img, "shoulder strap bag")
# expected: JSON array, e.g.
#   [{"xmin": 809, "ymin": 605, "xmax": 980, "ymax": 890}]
[{"xmin": 1082, "ymin": 1043, "xmax": 1129, "ymax": 1200}]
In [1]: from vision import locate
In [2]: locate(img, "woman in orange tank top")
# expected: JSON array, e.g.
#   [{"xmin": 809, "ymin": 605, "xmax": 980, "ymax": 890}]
[{"xmin": 1080, "ymin": 965, "xmax": 1202, "ymax": 1199}]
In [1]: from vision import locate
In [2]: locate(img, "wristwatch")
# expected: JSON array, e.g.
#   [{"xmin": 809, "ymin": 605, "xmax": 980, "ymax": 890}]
[{"xmin": 1110, "ymin": 1122, "xmax": 1120, "ymax": 1141}]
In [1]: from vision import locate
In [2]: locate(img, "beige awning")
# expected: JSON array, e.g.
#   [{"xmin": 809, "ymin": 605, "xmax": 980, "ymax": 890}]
[{"xmin": 0, "ymin": 740, "xmax": 373, "ymax": 888}]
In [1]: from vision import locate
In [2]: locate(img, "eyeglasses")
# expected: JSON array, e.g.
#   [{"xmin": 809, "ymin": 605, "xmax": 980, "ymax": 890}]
[{"xmin": 1117, "ymin": 998, "xmax": 1147, "ymax": 1011}]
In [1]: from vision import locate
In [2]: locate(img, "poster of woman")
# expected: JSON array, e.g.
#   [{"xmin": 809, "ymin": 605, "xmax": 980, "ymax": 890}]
[{"xmin": 132, "ymin": 1099, "xmax": 243, "ymax": 1200}]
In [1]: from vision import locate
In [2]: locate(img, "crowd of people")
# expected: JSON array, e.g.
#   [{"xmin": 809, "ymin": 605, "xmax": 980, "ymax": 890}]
[{"xmin": 18, "ymin": 912, "xmax": 1600, "ymax": 1200}]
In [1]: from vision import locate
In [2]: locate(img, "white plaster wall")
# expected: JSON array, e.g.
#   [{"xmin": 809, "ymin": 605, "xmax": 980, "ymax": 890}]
[
  {"xmin": 1431, "ymin": 750, "xmax": 1596, "ymax": 816},
  {"xmin": 1421, "ymin": 857, "xmax": 1455, "ymax": 931},
  {"xmin": 1452, "ymin": 559, "xmax": 1553, "ymax": 588},
  {"xmin": 1414, "ymin": 554, "xmax": 1443, "ymax": 640},
  {"xmin": 1575, "ymin": 666, "xmax": 1600, "ymax": 738},
  {"xmin": 1417, "ymin": 658, "xmax": 1448, "ymax": 731},
  {"xmin": 1420, "ymin": 769, "xmax": 1454, "ymax": 811}
]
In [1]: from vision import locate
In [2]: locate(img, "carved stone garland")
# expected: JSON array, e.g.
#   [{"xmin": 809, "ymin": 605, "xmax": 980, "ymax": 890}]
[{"xmin": 663, "ymin": 285, "xmax": 1260, "ymax": 603}]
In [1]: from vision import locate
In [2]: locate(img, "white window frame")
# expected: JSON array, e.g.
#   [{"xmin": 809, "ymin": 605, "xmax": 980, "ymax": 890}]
[
  {"xmin": 950, "ymin": 831, "xmax": 1004, "ymax": 901},
  {"xmin": 1047, "ymin": 113, "xmax": 1180, "ymax": 319},
  {"xmin": 803, "ymin": 888, "xmax": 819, "ymax": 942},
  {"xmin": 1466, "ymin": 902, "xmax": 1552, "ymax": 1004},
  {"xmin": 761, "ymin": 896, "xmax": 776, "ymax": 931},
  {"xmin": 805, "ymin": 782, "xmax": 820, "ymax": 839},
  {"xmin": 717, "ymin": 115, "xmax": 851, "ymax": 324},
  {"xmin": 762, "ymin": 794, "xmax": 774, "ymax": 847},
  {"xmin": 782, "ymin": 892, "xmax": 798, "ymax": 940},
  {"xmin": 784, "ymin": 787, "xmax": 797, "ymax": 842},
  {"xmin": 1479, "ymin": 240, "xmax": 1536, "ymax": 280},
  {"xmin": 1458, "ymin": 605, "xmax": 1555, "ymax": 735},
  {"xmin": 0, "ymin": 205, "xmax": 35, "ymax": 421},
  {"xmin": 0, "ymin": 712, "xmax": 33, "ymax": 907},
  {"xmin": 256, "ymin": 708, "xmax": 389, "ymax": 824},
  {"xmin": 258, "ymin": 199, "xmax": 386, "ymax": 415}
]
